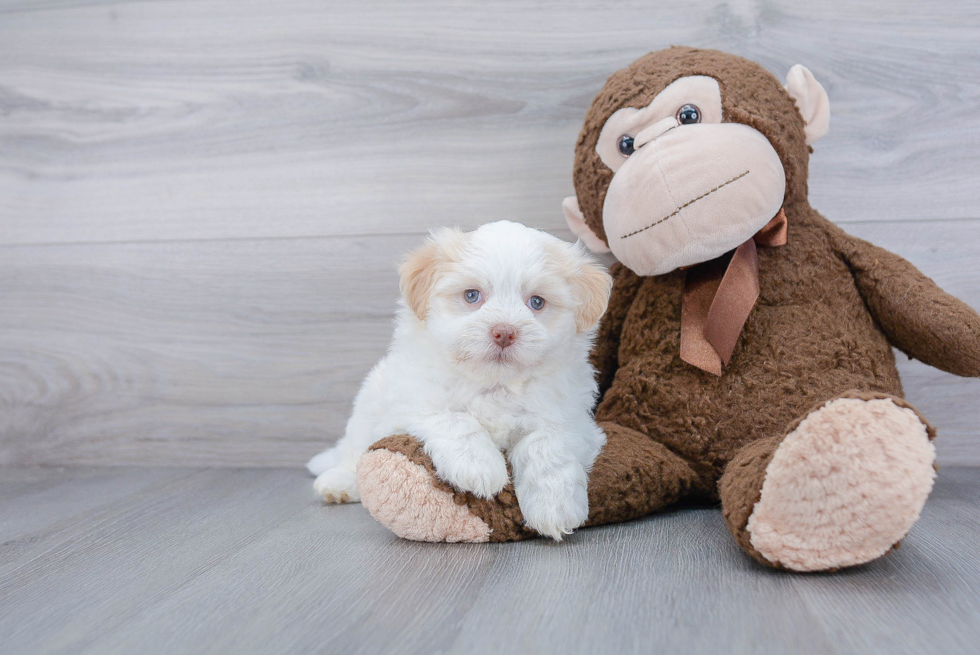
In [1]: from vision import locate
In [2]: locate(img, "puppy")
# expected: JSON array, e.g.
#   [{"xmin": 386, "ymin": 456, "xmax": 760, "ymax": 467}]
[{"xmin": 307, "ymin": 220, "xmax": 612, "ymax": 540}]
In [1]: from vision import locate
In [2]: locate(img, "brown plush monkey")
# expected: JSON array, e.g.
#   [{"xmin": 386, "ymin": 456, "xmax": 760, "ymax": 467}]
[{"xmin": 354, "ymin": 47, "xmax": 980, "ymax": 571}]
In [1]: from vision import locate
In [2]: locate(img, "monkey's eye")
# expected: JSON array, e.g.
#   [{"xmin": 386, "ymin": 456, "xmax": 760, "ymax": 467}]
[
  {"xmin": 617, "ymin": 135, "xmax": 635, "ymax": 157},
  {"xmin": 527, "ymin": 296, "xmax": 545, "ymax": 311},
  {"xmin": 676, "ymin": 104, "xmax": 701, "ymax": 125},
  {"xmin": 464, "ymin": 289, "xmax": 482, "ymax": 304}
]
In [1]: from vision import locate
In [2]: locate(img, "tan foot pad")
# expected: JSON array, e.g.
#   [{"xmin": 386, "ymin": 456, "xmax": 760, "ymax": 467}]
[
  {"xmin": 357, "ymin": 449, "xmax": 491, "ymax": 543},
  {"xmin": 747, "ymin": 397, "xmax": 936, "ymax": 571}
]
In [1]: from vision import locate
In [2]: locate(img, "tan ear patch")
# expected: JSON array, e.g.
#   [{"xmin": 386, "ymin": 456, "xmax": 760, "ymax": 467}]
[
  {"xmin": 398, "ymin": 242, "xmax": 441, "ymax": 320},
  {"xmin": 398, "ymin": 227, "xmax": 465, "ymax": 320},
  {"xmin": 574, "ymin": 259, "xmax": 613, "ymax": 332}
]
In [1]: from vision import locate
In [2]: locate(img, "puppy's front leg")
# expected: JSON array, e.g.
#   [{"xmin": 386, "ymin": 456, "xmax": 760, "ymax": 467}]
[
  {"xmin": 416, "ymin": 412, "xmax": 509, "ymax": 500},
  {"xmin": 509, "ymin": 429, "xmax": 589, "ymax": 541}
]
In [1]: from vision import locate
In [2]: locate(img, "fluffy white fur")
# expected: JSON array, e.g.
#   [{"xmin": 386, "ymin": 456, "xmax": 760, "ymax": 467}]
[{"xmin": 307, "ymin": 220, "xmax": 612, "ymax": 540}]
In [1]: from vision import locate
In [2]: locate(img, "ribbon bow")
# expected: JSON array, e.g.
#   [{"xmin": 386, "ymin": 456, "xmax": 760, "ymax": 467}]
[{"xmin": 679, "ymin": 209, "xmax": 788, "ymax": 376}]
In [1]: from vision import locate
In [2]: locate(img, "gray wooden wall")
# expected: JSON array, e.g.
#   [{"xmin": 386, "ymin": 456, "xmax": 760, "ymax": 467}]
[{"xmin": 1, "ymin": 0, "xmax": 978, "ymax": 468}]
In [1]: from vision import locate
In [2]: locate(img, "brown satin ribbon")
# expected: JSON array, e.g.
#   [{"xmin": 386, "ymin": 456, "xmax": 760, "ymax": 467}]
[{"xmin": 680, "ymin": 208, "xmax": 788, "ymax": 376}]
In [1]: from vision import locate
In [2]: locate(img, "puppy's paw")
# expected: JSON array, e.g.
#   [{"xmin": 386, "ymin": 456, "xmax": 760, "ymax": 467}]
[
  {"xmin": 432, "ymin": 445, "xmax": 509, "ymax": 500},
  {"xmin": 313, "ymin": 467, "xmax": 360, "ymax": 504},
  {"xmin": 307, "ymin": 447, "xmax": 340, "ymax": 476},
  {"xmin": 518, "ymin": 477, "xmax": 589, "ymax": 541}
]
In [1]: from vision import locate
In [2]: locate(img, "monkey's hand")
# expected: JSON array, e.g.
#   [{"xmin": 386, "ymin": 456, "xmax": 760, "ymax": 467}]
[{"xmin": 833, "ymin": 227, "xmax": 980, "ymax": 377}]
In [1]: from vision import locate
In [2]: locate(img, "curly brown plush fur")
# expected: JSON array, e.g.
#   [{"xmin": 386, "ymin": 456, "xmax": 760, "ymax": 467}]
[{"xmin": 357, "ymin": 47, "xmax": 980, "ymax": 571}]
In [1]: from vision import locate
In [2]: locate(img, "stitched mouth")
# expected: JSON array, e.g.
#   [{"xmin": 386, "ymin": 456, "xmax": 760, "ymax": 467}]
[{"xmin": 620, "ymin": 170, "xmax": 750, "ymax": 239}]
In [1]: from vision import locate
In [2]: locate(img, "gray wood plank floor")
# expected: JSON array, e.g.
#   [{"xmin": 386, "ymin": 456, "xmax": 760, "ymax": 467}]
[{"xmin": 1, "ymin": 466, "xmax": 979, "ymax": 654}]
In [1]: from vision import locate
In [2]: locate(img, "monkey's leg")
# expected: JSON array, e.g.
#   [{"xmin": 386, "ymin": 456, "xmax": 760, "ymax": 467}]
[
  {"xmin": 718, "ymin": 392, "xmax": 937, "ymax": 571},
  {"xmin": 356, "ymin": 423, "xmax": 702, "ymax": 543},
  {"xmin": 583, "ymin": 422, "xmax": 704, "ymax": 528}
]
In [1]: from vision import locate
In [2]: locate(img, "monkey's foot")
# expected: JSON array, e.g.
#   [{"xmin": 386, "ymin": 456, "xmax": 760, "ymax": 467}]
[
  {"xmin": 356, "ymin": 435, "xmax": 535, "ymax": 543},
  {"xmin": 745, "ymin": 394, "xmax": 936, "ymax": 571}
]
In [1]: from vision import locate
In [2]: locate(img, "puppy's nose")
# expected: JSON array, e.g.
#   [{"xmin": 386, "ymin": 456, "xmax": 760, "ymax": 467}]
[{"xmin": 490, "ymin": 324, "xmax": 518, "ymax": 349}]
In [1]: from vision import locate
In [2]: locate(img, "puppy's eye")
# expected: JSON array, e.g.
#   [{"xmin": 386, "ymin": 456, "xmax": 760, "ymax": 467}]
[
  {"xmin": 527, "ymin": 296, "xmax": 545, "ymax": 311},
  {"xmin": 676, "ymin": 104, "xmax": 701, "ymax": 125},
  {"xmin": 617, "ymin": 135, "xmax": 635, "ymax": 157},
  {"xmin": 464, "ymin": 289, "xmax": 482, "ymax": 304}
]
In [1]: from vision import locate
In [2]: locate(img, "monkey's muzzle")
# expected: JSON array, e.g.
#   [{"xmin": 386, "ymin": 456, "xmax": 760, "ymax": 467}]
[{"xmin": 603, "ymin": 122, "xmax": 785, "ymax": 276}]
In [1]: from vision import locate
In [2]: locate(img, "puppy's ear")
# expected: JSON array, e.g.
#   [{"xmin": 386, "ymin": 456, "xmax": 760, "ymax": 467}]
[
  {"xmin": 573, "ymin": 254, "xmax": 613, "ymax": 333},
  {"xmin": 399, "ymin": 227, "xmax": 465, "ymax": 321}
]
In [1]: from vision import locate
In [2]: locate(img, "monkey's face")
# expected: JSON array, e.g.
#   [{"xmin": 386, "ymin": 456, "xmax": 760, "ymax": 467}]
[
  {"xmin": 564, "ymin": 49, "xmax": 830, "ymax": 277},
  {"xmin": 595, "ymin": 75, "xmax": 784, "ymax": 275}
]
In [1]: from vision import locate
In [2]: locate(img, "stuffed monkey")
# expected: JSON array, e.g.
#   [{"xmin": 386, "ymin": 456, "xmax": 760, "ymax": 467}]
[{"xmin": 354, "ymin": 47, "xmax": 980, "ymax": 571}]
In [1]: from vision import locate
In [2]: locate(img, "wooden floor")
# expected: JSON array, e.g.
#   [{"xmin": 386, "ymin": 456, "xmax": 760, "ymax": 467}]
[{"xmin": 1, "ymin": 465, "xmax": 978, "ymax": 655}]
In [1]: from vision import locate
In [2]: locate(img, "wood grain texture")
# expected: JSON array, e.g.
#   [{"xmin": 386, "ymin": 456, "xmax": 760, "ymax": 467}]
[
  {"xmin": 0, "ymin": 0, "xmax": 979, "ymax": 246},
  {"xmin": 0, "ymin": 232, "xmax": 408, "ymax": 467},
  {"xmin": 2, "ymin": 223, "xmax": 978, "ymax": 468},
  {"xmin": 0, "ymin": 467, "xmax": 313, "ymax": 652},
  {"xmin": 1, "ymin": 0, "xmax": 979, "ymax": 467},
  {"xmin": 0, "ymin": 465, "xmax": 978, "ymax": 654},
  {"xmin": 0, "ymin": 466, "xmax": 188, "ymax": 552}
]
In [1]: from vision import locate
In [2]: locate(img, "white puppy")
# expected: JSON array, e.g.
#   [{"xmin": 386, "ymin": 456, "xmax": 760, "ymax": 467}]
[{"xmin": 307, "ymin": 220, "xmax": 612, "ymax": 540}]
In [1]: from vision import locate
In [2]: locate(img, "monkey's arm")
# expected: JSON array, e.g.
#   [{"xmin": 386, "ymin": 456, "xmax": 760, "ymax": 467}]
[
  {"xmin": 831, "ymin": 226, "xmax": 980, "ymax": 377},
  {"xmin": 591, "ymin": 262, "xmax": 643, "ymax": 400}
]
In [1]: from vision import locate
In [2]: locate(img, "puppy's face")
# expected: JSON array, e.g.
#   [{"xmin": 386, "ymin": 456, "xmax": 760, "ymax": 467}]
[{"xmin": 399, "ymin": 221, "xmax": 612, "ymax": 378}]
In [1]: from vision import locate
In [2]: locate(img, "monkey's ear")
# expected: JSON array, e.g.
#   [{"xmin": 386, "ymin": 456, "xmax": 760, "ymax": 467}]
[
  {"xmin": 784, "ymin": 64, "xmax": 830, "ymax": 145},
  {"xmin": 562, "ymin": 196, "xmax": 611, "ymax": 254}
]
